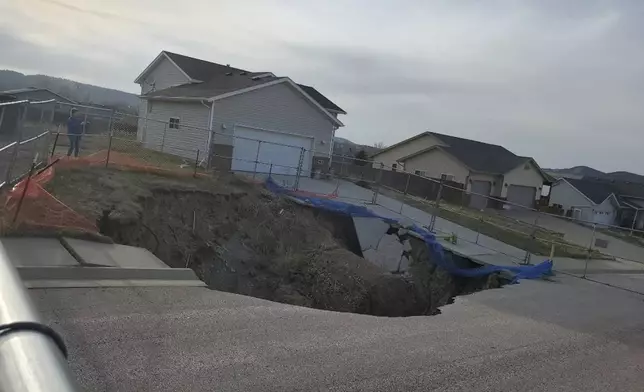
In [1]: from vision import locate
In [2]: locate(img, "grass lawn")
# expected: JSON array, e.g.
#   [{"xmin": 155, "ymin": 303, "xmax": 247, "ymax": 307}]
[
  {"xmin": 598, "ymin": 228, "xmax": 644, "ymax": 247},
  {"xmin": 378, "ymin": 187, "xmax": 609, "ymax": 260}
]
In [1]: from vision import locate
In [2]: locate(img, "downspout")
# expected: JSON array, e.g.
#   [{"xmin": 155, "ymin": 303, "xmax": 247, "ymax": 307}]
[
  {"xmin": 329, "ymin": 125, "xmax": 337, "ymax": 167},
  {"xmin": 201, "ymin": 100, "xmax": 215, "ymax": 167}
]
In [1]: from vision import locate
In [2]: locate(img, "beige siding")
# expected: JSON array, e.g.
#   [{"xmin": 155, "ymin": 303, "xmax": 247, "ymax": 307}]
[
  {"xmin": 144, "ymin": 101, "xmax": 210, "ymax": 159},
  {"xmin": 371, "ymin": 134, "xmax": 446, "ymax": 170},
  {"xmin": 402, "ymin": 149, "xmax": 469, "ymax": 183},
  {"xmin": 501, "ymin": 160, "xmax": 544, "ymax": 199},
  {"xmin": 140, "ymin": 56, "xmax": 190, "ymax": 94},
  {"xmin": 211, "ymin": 82, "xmax": 336, "ymax": 158}
]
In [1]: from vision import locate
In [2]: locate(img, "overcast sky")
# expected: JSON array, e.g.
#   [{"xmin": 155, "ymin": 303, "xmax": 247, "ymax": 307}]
[{"xmin": 1, "ymin": 0, "xmax": 643, "ymax": 172}]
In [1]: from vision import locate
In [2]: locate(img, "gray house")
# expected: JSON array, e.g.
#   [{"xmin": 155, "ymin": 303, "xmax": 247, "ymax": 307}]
[
  {"xmin": 134, "ymin": 51, "xmax": 346, "ymax": 175},
  {"xmin": 371, "ymin": 132, "xmax": 550, "ymax": 209}
]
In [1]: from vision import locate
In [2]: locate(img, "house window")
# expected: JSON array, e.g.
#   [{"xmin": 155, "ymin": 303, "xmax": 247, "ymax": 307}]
[
  {"xmin": 415, "ymin": 170, "xmax": 426, "ymax": 177},
  {"xmin": 441, "ymin": 173, "xmax": 455, "ymax": 181},
  {"xmin": 392, "ymin": 163, "xmax": 398, "ymax": 172},
  {"xmin": 169, "ymin": 117, "xmax": 180, "ymax": 129}
]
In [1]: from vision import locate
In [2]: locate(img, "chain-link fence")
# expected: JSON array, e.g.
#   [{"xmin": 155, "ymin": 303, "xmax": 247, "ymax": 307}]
[
  {"xmin": 0, "ymin": 100, "xmax": 53, "ymax": 189},
  {"xmin": 4, "ymin": 98, "xmax": 644, "ymax": 292}
]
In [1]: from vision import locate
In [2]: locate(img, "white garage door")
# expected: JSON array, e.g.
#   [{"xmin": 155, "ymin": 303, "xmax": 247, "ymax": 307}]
[
  {"xmin": 506, "ymin": 185, "xmax": 536, "ymax": 208},
  {"xmin": 231, "ymin": 126, "xmax": 313, "ymax": 176}
]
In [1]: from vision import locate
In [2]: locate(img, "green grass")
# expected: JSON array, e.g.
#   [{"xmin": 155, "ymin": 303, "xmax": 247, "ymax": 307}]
[
  {"xmin": 598, "ymin": 228, "xmax": 644, "ymax": 247},
  {"xmin": 378, "ymin": 187, "xmax": 609, "ymax": 260}
]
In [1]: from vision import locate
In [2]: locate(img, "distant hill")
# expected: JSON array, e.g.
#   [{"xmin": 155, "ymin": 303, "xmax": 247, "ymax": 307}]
[
  {"xmin": 545, "ymin": 165, "xmax": 644, "ymax": 184},
  {"xmin": 334, "ymin": 137, "xmax": 381, "ymax": 158},
  {"xmin": 0, "ymin": 70, "xmax": 138, "ymax": 113}
]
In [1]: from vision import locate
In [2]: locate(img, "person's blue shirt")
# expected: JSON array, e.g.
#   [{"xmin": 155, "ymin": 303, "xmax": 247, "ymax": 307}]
[{"xmin": 67, "ymin": 116, "xmax": 83, "ymax": 135}]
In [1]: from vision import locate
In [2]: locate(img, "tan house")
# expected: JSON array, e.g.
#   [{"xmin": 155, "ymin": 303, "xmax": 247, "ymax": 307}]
[{"xmin": 371, "ymin": 132, "xmax": 549, "ymax": 208}]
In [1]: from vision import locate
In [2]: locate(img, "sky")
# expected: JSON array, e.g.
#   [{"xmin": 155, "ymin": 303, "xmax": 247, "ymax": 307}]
[{"xmin": 1, "ymin": 0, "xmax": 643, "ymax": 172}]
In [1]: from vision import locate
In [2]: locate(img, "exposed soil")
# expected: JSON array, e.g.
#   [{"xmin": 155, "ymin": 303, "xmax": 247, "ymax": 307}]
[{"xmin": 44, "ymin": 166, "xmax": 502, "ymax": 316}]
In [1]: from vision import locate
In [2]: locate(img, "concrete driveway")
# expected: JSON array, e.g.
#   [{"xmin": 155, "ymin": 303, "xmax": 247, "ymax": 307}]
[{"xmin": 500, "ymin": 210, "xmax": 644, "ymax": 263}]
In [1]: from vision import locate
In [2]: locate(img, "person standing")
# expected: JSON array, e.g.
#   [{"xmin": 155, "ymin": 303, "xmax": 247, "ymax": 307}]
[{"xmin": 66, "ymin": 108, "xmax": 83, "ymax": 157}]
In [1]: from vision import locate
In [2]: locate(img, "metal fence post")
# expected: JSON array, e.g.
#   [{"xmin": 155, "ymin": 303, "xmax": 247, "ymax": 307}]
[
  {"xmin": 370, "ymin": 163, "xmax": 384, "ymax": 205},
  {"xmin": 107, "ymin": 109, "xmax": 115, "ymax": 136},
  {"xmin": 50, "ymin": 132, "xmax": 60, "ymax": 158},
  {"xmin": 582, "ymin": 224, "xmax": 597, "ymax": 278},
  {"xmin": 631, "ymin": 210, "xmax": 639, "ymax": 236},
  {"xmin": 252, "ymin": 141, "xmax": 262, "ymax": 180},
  {"xmin": 428, "ymin": 174, "xmax": 445, "ymax": 233},
  {"xmin": 193, "ymin": 150, "xmax": 200, "ymax": 177},
  {"xmin": 524, "ymin": 213, "xmax": 540, "ymax": 265},
  {"xmin": 294, "ymin": 147, "xmax": 305, "ymax": 190},
  {"xmin": 403, "ymin": 172, "xmax": 411, "ymax": 195},
  {"xmin": 160, "ymin": 124, "xmax": 167, "ymax": 152},
  {"xmin": 105, "ymin": 132, "xmax": 113, "ymax": 168},
  {"xmin": 12, "ymin": 159, "xmax": 36, "ymax": 224},
  {"xmin": 82, "ymin": 108, "xmax": 88, "ymax": 135},
  {"xmin": 5, "ymin": 104, "xmax": 26, "ymax": 185}
]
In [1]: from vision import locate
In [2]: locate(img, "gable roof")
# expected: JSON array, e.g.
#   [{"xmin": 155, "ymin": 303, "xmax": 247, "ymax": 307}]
[
  {"xmin": 563, "ymin": 178, "xmax": 618, "ymax": 204},
  {"xmin": 370, "ymin": 132, "xmax": 432, "ymax": 158},
  {"xmin": 144, "ymin": 74, "xmax": 281, "ymax": 100},
  {"xmin": 394, "ymin": 131, "xmax": 531, "ymax": 175},
  {"xmin": 164, "ymin": 51, "xmax": 247, "ymax": 82},
  {"xmin": 145, "ymin": 76, "xmax": 343, "ymax": 127},
  {"xmin": 0, "ymin": 87, "xmax": 76, "ymax": 104},
  {"xmin": 137, "ymin": 51, "xmax": 345, "ymax": 114},
  {"xmin": 297, "ymin": 84, "xmax": 346, "ymax": 114}
]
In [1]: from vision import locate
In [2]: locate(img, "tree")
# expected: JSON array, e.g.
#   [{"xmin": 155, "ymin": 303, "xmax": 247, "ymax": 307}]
[
  {"xmin": 373, "ymin": 141, "xmax": 386, "ymax": 149},
  {"xmin": 354, "ymin": 150, "xmax": 368, "ymax": 165}
]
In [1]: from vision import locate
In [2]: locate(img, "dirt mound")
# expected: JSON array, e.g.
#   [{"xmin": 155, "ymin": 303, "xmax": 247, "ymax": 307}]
[{"xmin": 44, "ymin": 167, "xmax": 501, "ymax": 316}]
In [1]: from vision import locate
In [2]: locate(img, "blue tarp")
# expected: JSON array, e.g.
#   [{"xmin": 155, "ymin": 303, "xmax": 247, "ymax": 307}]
[{"xmin": 266, "ymin": 177, "xmax": 552, "ymax": 282}]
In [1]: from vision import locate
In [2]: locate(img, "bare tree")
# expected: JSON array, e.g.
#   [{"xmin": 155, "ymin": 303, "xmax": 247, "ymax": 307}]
[{"xmin": 373, "ymin": 141, "xmax": 386, "ymax": 149}]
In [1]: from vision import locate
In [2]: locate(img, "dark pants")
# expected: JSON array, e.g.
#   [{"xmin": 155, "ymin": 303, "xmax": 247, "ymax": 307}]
[{"xmin": 67, "ymin": 135, "xmax": 81, "ymax": 157}]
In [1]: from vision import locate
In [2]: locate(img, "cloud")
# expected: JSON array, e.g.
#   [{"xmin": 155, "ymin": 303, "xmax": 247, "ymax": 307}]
[{"xmin": 2, "ymin": 0, "xmax": 644, "ymax": 172}]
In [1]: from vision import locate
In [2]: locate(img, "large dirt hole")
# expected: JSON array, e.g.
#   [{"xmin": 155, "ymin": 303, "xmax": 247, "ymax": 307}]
[{"xmin": 47, "ymin": 167, "xmax": 503, "ymax": 316}]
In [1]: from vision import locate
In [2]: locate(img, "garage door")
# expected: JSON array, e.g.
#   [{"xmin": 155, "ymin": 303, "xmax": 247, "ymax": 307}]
[
  {"xmin": 469, "ymin": 180, "xmax": 491, "ymax": 209},
  {"xmin": 231, "ymin": 126, "xmax": 313, "ymax": 176},
  {"xmin": 506, "ymin": 185, "xmax": 536, "ymax": 208}
]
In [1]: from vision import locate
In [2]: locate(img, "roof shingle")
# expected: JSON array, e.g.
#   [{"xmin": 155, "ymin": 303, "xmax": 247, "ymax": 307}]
[
  {"xmin": 398, "ymin": 132, "xmax": 527, "ymax": 175},
  {"xmin": 151, "ymin": 51, "xmax": 345, "ymax": 113}
]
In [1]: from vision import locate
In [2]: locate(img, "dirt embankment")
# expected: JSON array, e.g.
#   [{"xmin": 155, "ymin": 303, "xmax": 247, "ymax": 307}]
[{"xmin": 45, "ymin": 167, "xmax": 500, "ymax": 316}]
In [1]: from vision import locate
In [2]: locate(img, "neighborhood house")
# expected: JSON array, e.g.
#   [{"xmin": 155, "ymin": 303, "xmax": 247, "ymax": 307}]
[
  {"xmin": 134, "ymin": 51, "xmax": 346, "ymax": 175},
  {"xmin": 549, "ymin": 177, "xmax": 644, "ymax": 229},
  {"xmin": 370, "ymin": 132, "xmax": 550, "ymax": 209}
]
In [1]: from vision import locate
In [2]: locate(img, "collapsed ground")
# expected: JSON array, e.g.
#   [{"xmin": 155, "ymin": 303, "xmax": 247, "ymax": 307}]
[{"xmin": 41, "ymin": 166, "xmax": 502, "ymax": 316}]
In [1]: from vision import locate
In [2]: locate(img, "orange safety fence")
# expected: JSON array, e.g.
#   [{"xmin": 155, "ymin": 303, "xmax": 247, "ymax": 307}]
[
  {"xmin": 2, "ymin": 163, "xmax": 98, "ymax": 233},
  {"xmin": 2, "ymin": 149, "xmax": 208, "ymax": 234},
  {"xmin": 53, "ymin": 149, "xmax": 210, "ymax": 179}
]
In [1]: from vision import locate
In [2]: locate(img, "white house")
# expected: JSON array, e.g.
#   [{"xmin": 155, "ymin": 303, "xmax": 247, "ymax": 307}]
[
  {"xmin": 134, "ymin": 51, "xmax": 346, "ymax": 175},
  {"xmin": 370, "ymin": 132, "xmax": 550, "ymax": 209},
  {"xmin": 549, "ymin": 178, "xmax": 644, "ymax": 228}
]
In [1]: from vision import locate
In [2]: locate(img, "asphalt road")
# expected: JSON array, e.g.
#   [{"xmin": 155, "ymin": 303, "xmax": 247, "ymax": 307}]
[{"xmin": 33, "ymin": 274, "xmax": 644, "ymax": 391}]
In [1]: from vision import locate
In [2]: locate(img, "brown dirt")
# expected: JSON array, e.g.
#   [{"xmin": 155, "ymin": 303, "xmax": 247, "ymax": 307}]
[{"xmin": 44, "ymin": 166, "xmax": 501, "ymax": 316}]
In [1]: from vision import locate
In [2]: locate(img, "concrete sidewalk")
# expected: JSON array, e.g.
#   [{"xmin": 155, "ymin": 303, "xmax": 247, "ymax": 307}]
[
  {"xmin": 295, "ymin": 177, "xmax": 643, "ymax": 274},
  {"xmin": 0, "ymin": 237, "xmax": 203, "ymax": 288}
]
